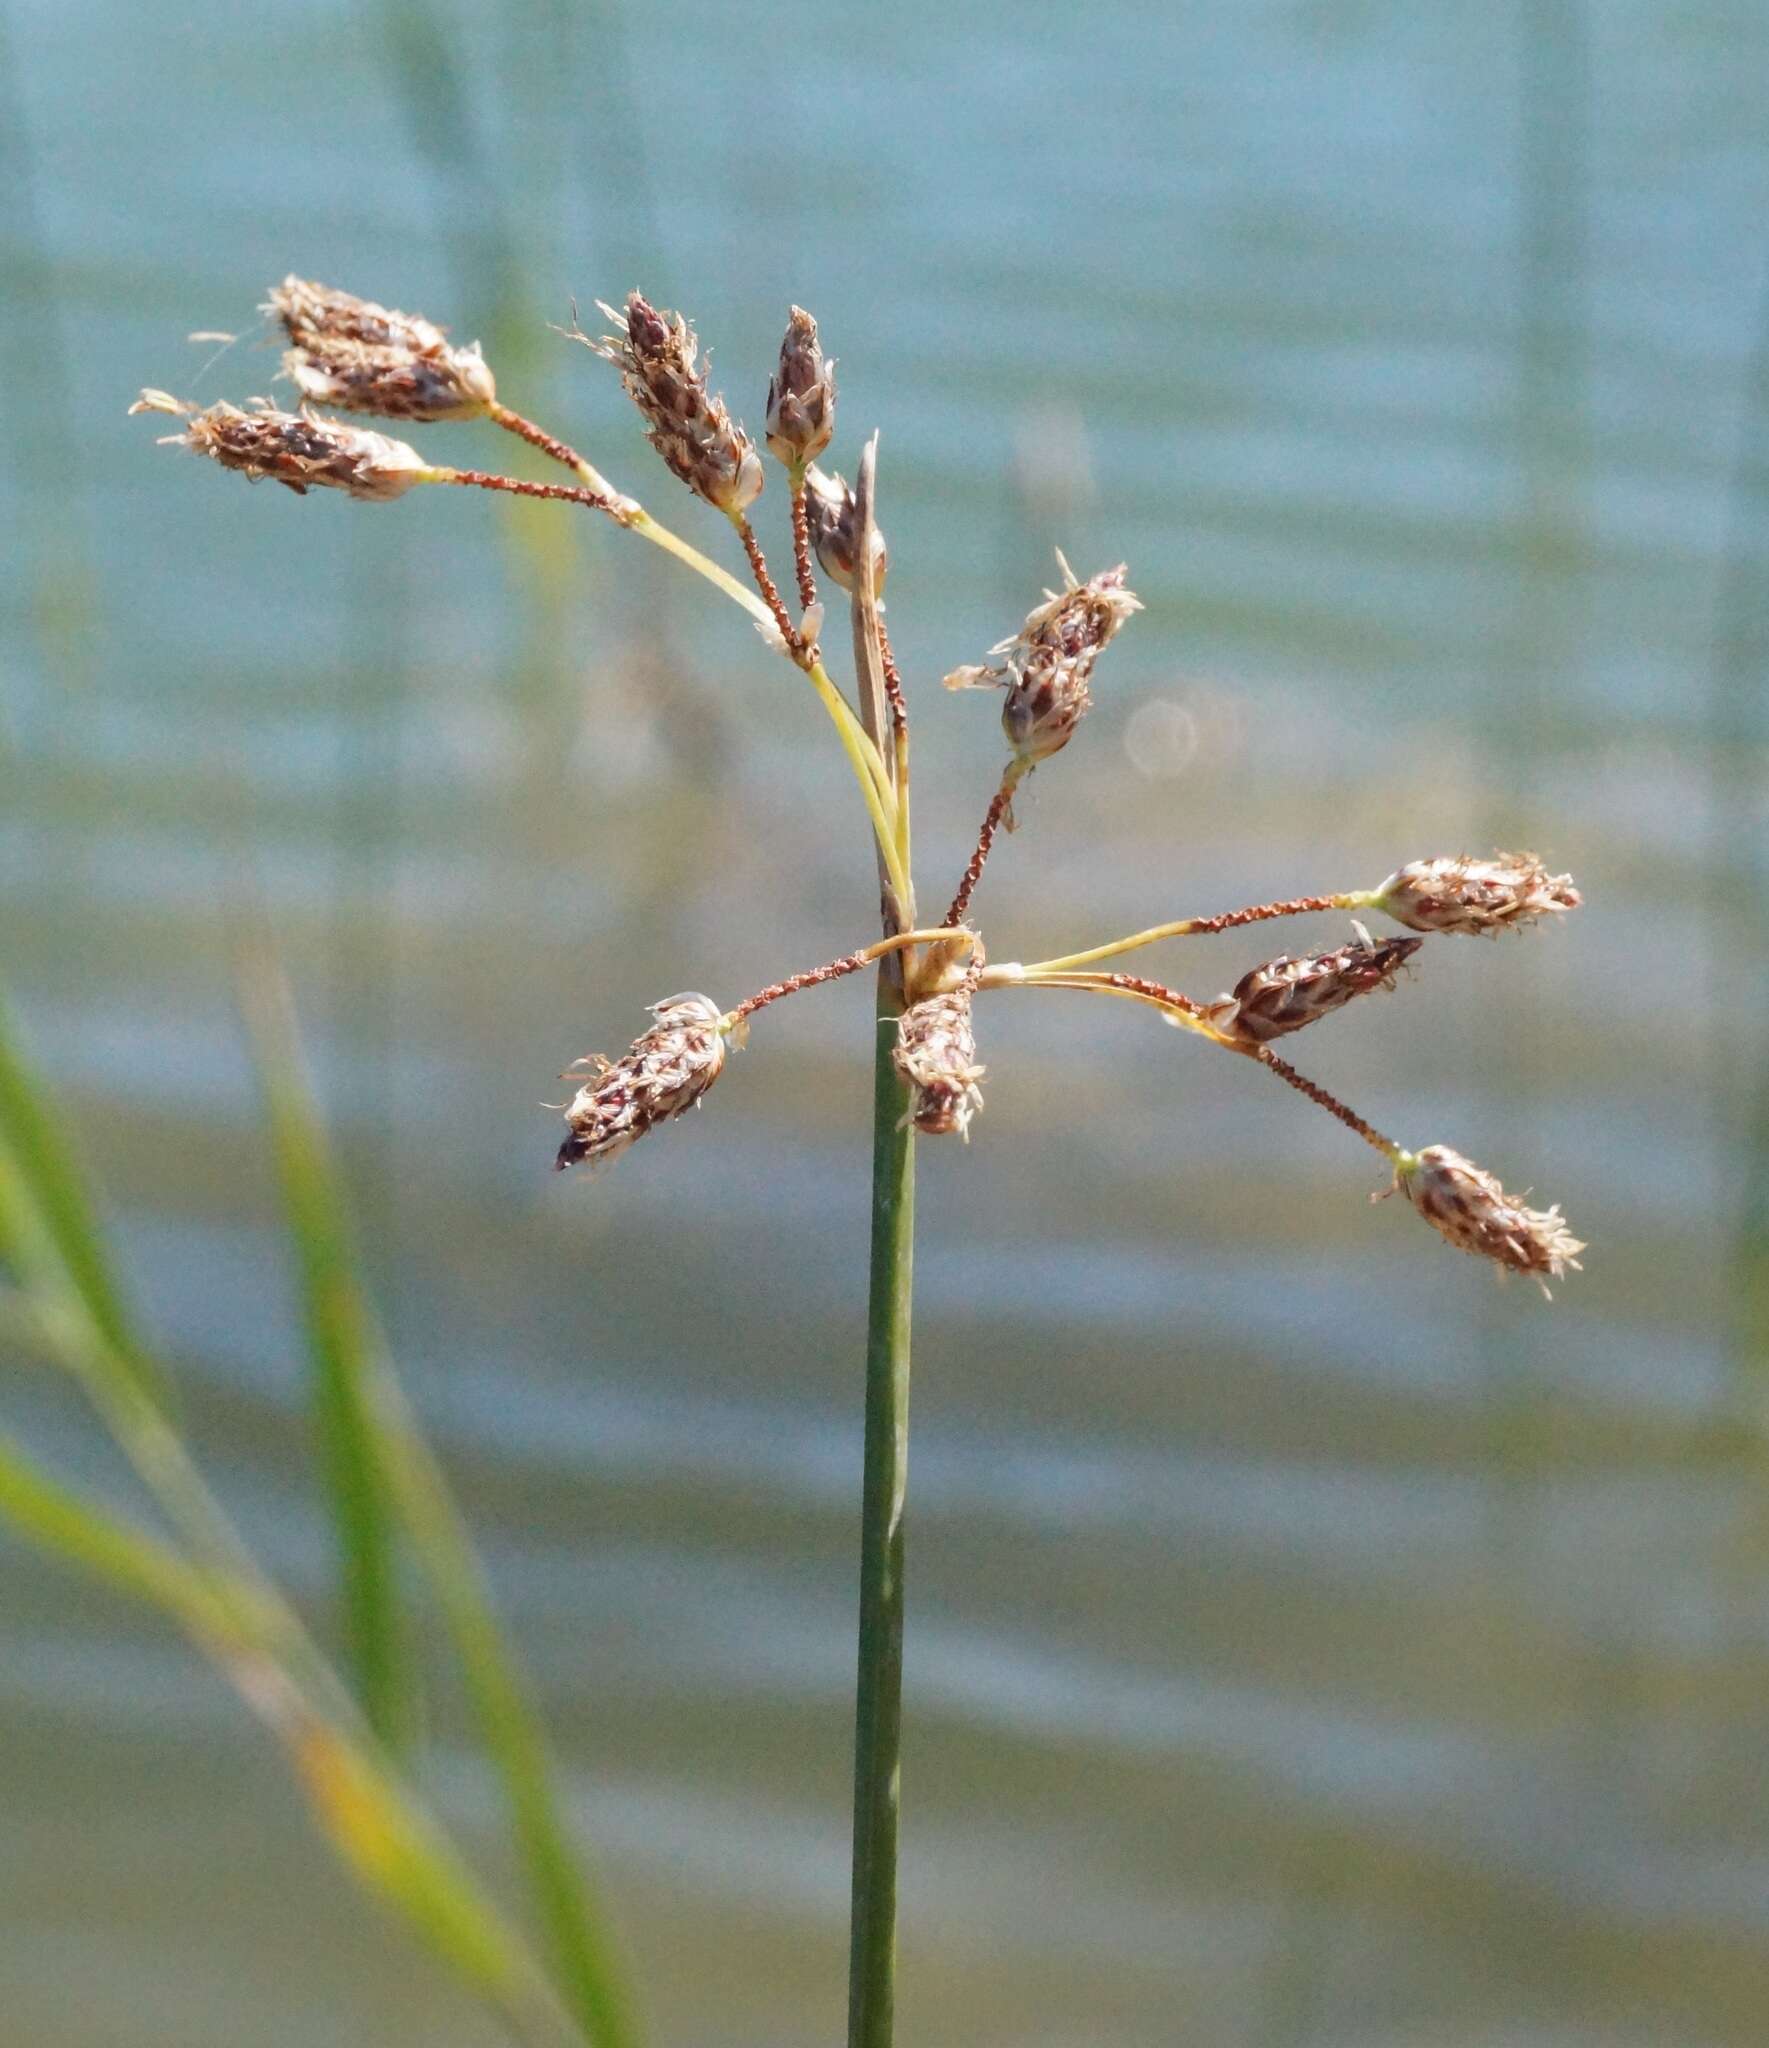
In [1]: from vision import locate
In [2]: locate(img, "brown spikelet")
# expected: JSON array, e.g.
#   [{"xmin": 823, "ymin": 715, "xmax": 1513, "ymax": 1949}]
[
  {"xmin": 555, "ymin": 993, "xmax": 728, "ymax": 1171},
  {"xmin": 765, "ymin": 306, "xmax": 836, "ymax": 469},
  {"xmin": 269, "ymin": 276, "xmax": 450, "ymax": 355},
  {"xmin": 1373, "ymin": 852, "xmax": 1581, "ymax": 936},
  {"xmin": 802, "ymin": 465, "xmax": 886, "ymax": 592},
  {"xmin": 1207, "ymin": 930, "xmax": 1422, "ymax": 1046},
  {"xmin": 268, "ymin": 276, "xmax": 496, "ymax": 422},
  {"xmin": 892, "ymin": 988, "xmax": 985, "ymax": 1140},
  {"xmin": 575, "ymin": 292, "xmax": 763, "ymax": 516},
  {"xmin": 281, "ymin": 339, "xmax": 495, "ymax": 422},
  {"xmin": 131, "ymin": 391, "xmax": 427, "ymax": 501},
  {"xmin": 944, "ymin": 553, "xmax": 1141, "ymax": 766},
  {"xmin": 1388, "ymin": 1145, "xmax": 1584, "ymax": 1296}
]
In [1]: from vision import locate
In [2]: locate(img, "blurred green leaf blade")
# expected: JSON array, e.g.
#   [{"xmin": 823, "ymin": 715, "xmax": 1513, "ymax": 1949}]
[
  {"xmin": 0, "ymin": 986, "xmax": 166, "ymax": 1405},
  {"xmin": 238, "ymin": 955, "xmax": 416, "ymax": 1757},
  {"xmin": 240, "ymin": 948, "xmax": 643, "ymax": 2048}
]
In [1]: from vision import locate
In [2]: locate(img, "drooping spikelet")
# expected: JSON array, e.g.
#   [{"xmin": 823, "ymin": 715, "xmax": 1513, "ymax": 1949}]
[
  {"xmin": 268, "ymin": 276, "xmax": 496, "ymax": 422},
  {"xmin": 892, "ymin": 988, "xmax": 985, "ymax": 1139},
  {"xmin": 765, "ymin": 306, "xmax": 835, "ymax": 470},
  {"xmin": 578, "ymin": 292, "xmax": 763, "ymax": 516},
  {"xmin": 1372, "ymin": 852, "xmax": 1581, "ymax": 936},
  {"xmin": 1207, "ymin": 929, "xmax": 1422, "ymax": 1046},
  {"xmin": 130, "ymin": 391, "xmax": 428, "ymax": 501},
  {"xmin": 555, "ymin": 993, "xmax": 729, "ymax": 1172},
  {"xmin": 270, "ymin": 276, "xmax": 452, "ymax": 356},
  {"xmin": 944, "ymin": 553, "xmax": 1142, "ymax": 766},
  {"xmin": 1388, "ymin": 1145, "xmax": 1584, "ymax": 1296},
  {"xmin": 802, "ymin": 465, "xmax": 887, "ymax": 592}
]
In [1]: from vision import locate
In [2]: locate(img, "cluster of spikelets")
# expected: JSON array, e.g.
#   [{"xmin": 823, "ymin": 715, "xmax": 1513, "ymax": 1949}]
[{"xmin": 135, "ymin": 276, "xmax": 1586, "ymax": 1297}]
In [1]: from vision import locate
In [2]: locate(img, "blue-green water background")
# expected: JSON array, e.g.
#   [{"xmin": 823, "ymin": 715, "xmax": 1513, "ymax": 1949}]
[{"xmin": 5, "ymin": 1, "xmax": 1769, "ymax": 2042}]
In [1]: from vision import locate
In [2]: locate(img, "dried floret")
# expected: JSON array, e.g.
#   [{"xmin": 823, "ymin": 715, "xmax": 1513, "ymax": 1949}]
[
  {"xmin": 945, "ymin": 554, "xmax": 1141, "ymax": 766},
  {"xmin": 1207, "ymin": 929, "xmax": 1421, "ymax": 1046},
  {"xmin": 1388, "ymin": 1145, "xmax": 1584, "ymax": 1296},
  {"xmin": 268, "ymin": 276, "xmax": 496, "ymax": 422},
  {"xmin": 1373, "ymin": 852, "xmax": 1580, "ymax": 936},
  {"xmin": 892, "ymin": 989, "xmax": 985, "ymax": 1139},
  {"xmin": 765, "ymin": 306, "xmax": 835, "ymax": 469},
  {"xmin": 131, "ymin": 391, "xmax": 427, "ymax": 501},
  {"xmin": 556, "ymin": 993, "xmax": 729, "ymax": 1171}
]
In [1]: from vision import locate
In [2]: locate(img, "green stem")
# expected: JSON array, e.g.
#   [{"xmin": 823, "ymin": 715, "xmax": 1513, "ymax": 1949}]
[{"xmin": 848, "ymin": 992, "xmax": 916, "ymax": 2048}]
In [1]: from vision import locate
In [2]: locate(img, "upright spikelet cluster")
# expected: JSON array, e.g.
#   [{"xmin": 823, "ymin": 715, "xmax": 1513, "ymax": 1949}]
[
  {"xmin": 765, "ymin": 307, "xmax": 836, "ymax": 471},
  {"xmin": 555, "ymin": 994, "xmax": 730, "ymax": 1172},
  {"xmin": 580, "ymin": 293, "xmax": 763, "ymax": 516},
  {"xmin": 136, "ymin": 275, "xmax": 1589, "ymax": 1298},
  {"xmin": 270, "ymin": 276, "xmax": 497, "ymax": 422}
]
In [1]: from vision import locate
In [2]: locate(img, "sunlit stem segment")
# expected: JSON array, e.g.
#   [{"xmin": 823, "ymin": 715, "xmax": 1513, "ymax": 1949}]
[
  {"xmin": 982, "ymin": 965, "xmax": 1235, "ymax": 1044},
  {"xmin": 875, "ymin": 617, "xmax": 912, "ymax": 886},
  {"xmin": 725, "ymin": 930, "xmax": 981, "ymax": 1026},
  {"xmin": 626, "ymin": 506, "xmax": 777, "ymax": 624},
  {"xmin": 981, "ymin": 966, "xmax": 1405, "ymax": 1163},
  {"xmin": 417, "ymin": 461, "xmax": 906, "ymax": 906},
  {"xmin": 1019, "ymin": 892, "xmax": 1377, "ymax": 975},
  {"xmin": 805, "ymin": 658, "xmax": 912, "ymax": 912}
]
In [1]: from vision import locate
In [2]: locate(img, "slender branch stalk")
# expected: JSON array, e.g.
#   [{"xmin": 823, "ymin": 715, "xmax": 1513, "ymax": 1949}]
[
  {"xmin": 424, "ymin": 457, "xmax": 909, "ymax": 902},
  {"xmin": 426, "ymin": 468, "xmax": 622, "ymax": 514},
  {"xmin": 849, "ymin": 437, "xmax": 914, "ymax": 936},
  {"xmin": 980, "ymin": 969, "xmax": 1403, "ymax": 1161},
  {"xmin": 623, "ymin": 506, "xmax": 774, "ymax": 624},
  {"xmin": 728, "ymin": 930, "xmax": 978, "ymax": 1023},
  {"xmin": 943, "ymin": 764, "xmax": 1026, "ymax": 927},
  {"xmin": 486, "ymin": 402, "xmax": 624, "ymax": 499},
  {"xmin": 1021, "ymin": 892, "xmax": 1370, "ymax": 975},
  {"xmin": 734, "ymin": 514, "xmax": 800, "ymax": 647},
  {"xmin": 985, "ymin": 967, "xmax": 1230, "ymax": 1042},
  {"xmin": 876, "ymin": 617, "xmax": 912, "ymax": 884},
  {"xmin": 789, "ymin": 477, "xmax": 819, "ymax": 614},
  {"xmin": 1257, "ymin": 1048, "xmax": 1401, "ymax": 1159}
]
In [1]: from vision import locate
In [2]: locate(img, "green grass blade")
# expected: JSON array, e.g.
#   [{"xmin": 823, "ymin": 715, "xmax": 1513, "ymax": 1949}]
[
  {"xmin": 0, "ymin": 1427, "xmax": 265, "ymax": 1645},
  {"xmin": 237, "ymin": 958, "xmax": 414, "ymax": 1756},
  {"xmin": 0, "ymin": 1432, "xmax": 580, "ymax": 2048},
  {"xmin": 0, "ymin": 986, "xmax": 164, "ymax": 1403},
  {"xmin": 240, "ymin": 952, "xmax": 643, "ymax": 2048}
]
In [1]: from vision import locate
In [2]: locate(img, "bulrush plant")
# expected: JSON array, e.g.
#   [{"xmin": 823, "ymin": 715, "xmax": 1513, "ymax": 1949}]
[{"xmin": 135, "ymin": 277, "xmax": 1586, "ymax": 2046}]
